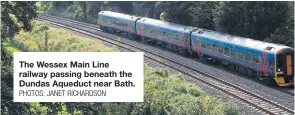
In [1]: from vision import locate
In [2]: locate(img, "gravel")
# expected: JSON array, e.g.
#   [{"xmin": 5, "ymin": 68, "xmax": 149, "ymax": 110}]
[{"xmin": 48, "ymin": 18, "xmax": 293, "ymax": 114}]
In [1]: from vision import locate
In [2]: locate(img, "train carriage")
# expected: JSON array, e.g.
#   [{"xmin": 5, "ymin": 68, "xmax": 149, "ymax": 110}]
[
  {"xmin": 98, "ymin": 11, "xmax": 140, "ymax": 34},
  {"xmin": 191, "ymin": 29, "xmax": 294, "ymax": 86},
  {"xmin": 135, "ymin": 17, "xmax": 196, "ymax": 55},
  {"xmin": 97, "ymin": 11, "xmax": 294, "ymax": 87}
]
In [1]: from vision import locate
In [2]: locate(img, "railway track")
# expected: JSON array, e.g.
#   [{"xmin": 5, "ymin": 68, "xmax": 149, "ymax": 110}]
[
  {"xmin": 37, "ymin": 15, "xmax": 294, "ymax": 115},
  {"xmin": 39, "ymin": 14, "xmax": 295, "ymax": 97}
]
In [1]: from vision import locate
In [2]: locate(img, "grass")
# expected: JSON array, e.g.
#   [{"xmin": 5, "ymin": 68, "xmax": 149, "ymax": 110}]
[
  {"xmin": 13, "ymin": 21, "xmax": 118, "ymax": 52},
  {"xmin": 3, "ymin": 42, "xmax": 23, "ymax": 54}
]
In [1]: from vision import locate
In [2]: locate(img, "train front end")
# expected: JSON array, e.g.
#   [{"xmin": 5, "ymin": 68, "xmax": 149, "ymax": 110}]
[{"xmin": 274, "ymin": 47, "xmax": 294, "ymax": 87}]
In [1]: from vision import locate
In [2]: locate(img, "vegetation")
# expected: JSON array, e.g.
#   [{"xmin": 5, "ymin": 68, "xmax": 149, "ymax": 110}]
[
  {"xmin": 1, "ymin": 1, "xmax": 293, "ymax": 114},
  {"xmin": 3, "ymin": 42, "xmax": 22, "ymax": 54},
  {"xmin": 40, "ymin": 1, "xmax": 294, "ymax": 47},
  {"xmin": 13, "ymin": 21, "xmax": 118, "ymax": 52}
]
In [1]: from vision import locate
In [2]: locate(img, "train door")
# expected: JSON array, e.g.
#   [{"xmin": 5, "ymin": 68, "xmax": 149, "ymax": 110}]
[
  {"xmin": 184, "ymin": 32, "xmax": 190, "ymax": 51},
  {"xmin": 196, "ymin": 36, "xmax": 200, "ymax": 54}
]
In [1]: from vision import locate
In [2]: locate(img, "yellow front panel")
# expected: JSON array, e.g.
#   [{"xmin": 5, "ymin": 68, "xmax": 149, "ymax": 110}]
[{"xmin": 286, "ymin": 55, "xmax": 292, "ymax": 75}]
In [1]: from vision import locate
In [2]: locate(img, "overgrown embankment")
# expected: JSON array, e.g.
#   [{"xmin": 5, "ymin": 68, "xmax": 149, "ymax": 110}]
[{"xmin": 3, "ymin": 21, "xmax": 239, "ymax": 115}]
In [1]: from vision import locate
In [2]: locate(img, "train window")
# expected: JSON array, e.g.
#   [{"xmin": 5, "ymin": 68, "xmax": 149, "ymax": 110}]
[
  {"xmin": 245, "ymin": 53, "xmax": 251, "ymax": 61},
  {"xmin": 212, "ymin": 44, "xmax": 217, "ymax": 51},
  {"xmin": 252, "ymin": 55, "xmax": 260, "ymax": 64},
  {"xmin": 231, "ymin": 50, "xmax": 237, "ymax": 58},
  {"xmin": 238, "ymin": 51, "xmax": 244, "ymax": 59},
  {"xmin": 207, "ymin": 43, "xmax": 212, "ymax": 49},
  {"xmin": 201, "ymin": 41, "xmax": 207, "ymax": 48},
  {"xmin": 224, "ymin": 47, "xmax": 230, "ymax": 56},
  {"xmin": 218, "ymin": 46, "xmax": 223, "ymax": 53}
]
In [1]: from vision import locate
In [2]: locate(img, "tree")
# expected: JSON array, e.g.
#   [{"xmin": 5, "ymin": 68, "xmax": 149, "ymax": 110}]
[
  {"xmin": 1, "ymin": 1, "xmax": 38, "ymax": 41},
  {"xmin": 1, "ymin": 2, "xmax": 38, "ymax": 114},
  {"xmin": 213, "ymin": 1, "xmax": 293, "ymax": 42},
  {"xmin": 155, "ymin": 2, "xmax": 193, "ymax": 25},
  {"xmin": 186, "ymin": 2, "xmax": 219, "ymax": 30}
]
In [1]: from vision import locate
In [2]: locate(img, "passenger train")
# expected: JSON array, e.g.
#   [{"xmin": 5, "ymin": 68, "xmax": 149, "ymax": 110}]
[{"xmin": 97, "ymin": 11, "xmax": 294, "ymax": 87}]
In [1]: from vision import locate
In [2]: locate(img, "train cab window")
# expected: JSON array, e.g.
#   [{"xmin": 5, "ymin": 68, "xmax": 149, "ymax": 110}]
[
  {"xmin": 231, "ymin": 50, "xmax": 237, "ymax": 58},
  {"xmin": 212, "ymin": 44, "xmax": 217, "ymax": 51},
  {"xmin": 245, "ymin": 53, "xmax": 251, "ymax": 61},
  {"xmin": 252, "ymin": 55, "xmax": 260, "ymax": 64},
  {"xmin": 238, "ymin": 51, "xmax": 245, "ymax": 59},
  {"xmin": 218, "ymin": 46, "xmax": 223, "ymax": 53},
  {"xmin": 201, "ymin": 42, "xmax": 207, "ymax": 48},
  {"xmin": 224, "ymin": 47, "xmax": 230, "ymax": 56}
]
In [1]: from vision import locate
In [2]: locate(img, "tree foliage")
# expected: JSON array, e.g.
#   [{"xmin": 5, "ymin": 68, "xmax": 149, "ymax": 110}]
[
  {"xmin": 48, "ymin": 1, "xmax": 293, "ymax": 47},
  {"xmin": 1, "ymin": 2, "xmax": 38, "ymax": 114},
  {"xmin": 213, "ymin": 1, "xmax": 293, "ymax": 42},
  {"xmin": 1, "ymin": 1, "xmax": 38, "ymax": 41}
]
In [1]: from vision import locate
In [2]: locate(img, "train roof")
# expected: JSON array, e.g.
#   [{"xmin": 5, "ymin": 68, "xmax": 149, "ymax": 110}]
[
  {"xmin": 191, "ymin": 29, "xmax": 292, "ymax": 53},
  {"xmin": 137, "ymin": 17, "xmax": 196, "ymax": 33},
  {"xmin": 98, "ymin": 11, "xmax": 140, "ymax": 21}
]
